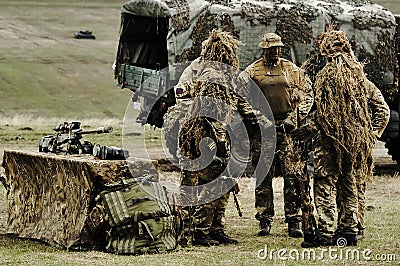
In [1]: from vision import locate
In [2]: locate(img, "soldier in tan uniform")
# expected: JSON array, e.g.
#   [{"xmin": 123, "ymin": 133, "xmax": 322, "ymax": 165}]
[
  {"xmin": 240, "ymin": 33, "xmax": 313, "ymax": 237},
  {"xmin": 310, "ymin": 29, "xmax": 390, "ymax": 246}
]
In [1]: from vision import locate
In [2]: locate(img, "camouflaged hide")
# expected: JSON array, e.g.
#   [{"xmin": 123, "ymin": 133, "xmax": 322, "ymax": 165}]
[
  {"xmin": 122, "ymin": 0, "xmax": 397, "ymax": 104},
  {"xmin": 1, "ymin": 150, "xmax": 158, "ymax": 249}
]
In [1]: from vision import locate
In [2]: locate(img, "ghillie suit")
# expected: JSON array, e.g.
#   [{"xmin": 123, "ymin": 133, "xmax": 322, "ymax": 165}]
[
  {"xmin": 315, "ymin": 28, "xmax": 375, "ymax": 180},
  {"xmin": 312, "ymin": 28, "xmax": 378, "ymax": 246},
  {"xmin": 177, "ymin": 29, "xmax": 243, "ymax": 246},
  {"xmin": 179, "ymin": 30, "xmax": 241, "ymax": 160}
]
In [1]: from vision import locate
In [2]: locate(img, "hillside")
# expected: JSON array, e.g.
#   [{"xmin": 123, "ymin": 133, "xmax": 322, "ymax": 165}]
[
  {"xmin": 0, "ymin": 0, "xmax": 130, "ymax": 119},
  {"xmin": 0, "ymin": 0, "xmax": 399, "ymax": 120}
]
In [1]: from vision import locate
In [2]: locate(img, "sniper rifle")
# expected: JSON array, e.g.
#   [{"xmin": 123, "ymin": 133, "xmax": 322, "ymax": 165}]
[
  {"xmin": 39, "ymin": 121, "xmax": 112, "ymax": 154},
  {"xmin": 290, "ymin": 125, "xmax": 327, "ymax": 247},
  {"xmin": 38, "ymin": 122, "xmax": 129, "ymax": 160}
]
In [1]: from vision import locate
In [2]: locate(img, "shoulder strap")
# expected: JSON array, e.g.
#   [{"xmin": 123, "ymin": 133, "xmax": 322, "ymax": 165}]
[
  {"xmin": 280, "ymin": 59, "xmax": 300, "ymax": 85},
  {"xmin": 280, "ymin": 58, "xmax": 295, "ymax": 70}
]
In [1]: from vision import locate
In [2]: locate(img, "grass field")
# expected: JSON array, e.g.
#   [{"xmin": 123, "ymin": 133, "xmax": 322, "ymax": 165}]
[
  {"xmin": 0, "ymin": 0, "xmax": 130, "ymax": 119},
  {"xmin": 374, "ymin": 0, "xmax": 400, "ymax": 13},
  {"xmin": 0, "ymin": 121, "xmax": 399, "ymax": 266},
  {"xmin": 1, "ymin": 0, "xmax": 400, "ymax": 265}
]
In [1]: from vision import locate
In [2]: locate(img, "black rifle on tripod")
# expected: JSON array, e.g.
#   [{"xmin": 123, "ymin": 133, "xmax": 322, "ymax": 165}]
[{"xmin": 39, "ymin": 121, "xmax": 129, "ymax": 160}]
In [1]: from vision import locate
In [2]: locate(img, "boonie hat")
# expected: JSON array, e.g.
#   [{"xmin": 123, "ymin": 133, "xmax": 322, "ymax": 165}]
[{"xmin": 258, "ymin": 33, "xmax": 284, "ymax": 49}]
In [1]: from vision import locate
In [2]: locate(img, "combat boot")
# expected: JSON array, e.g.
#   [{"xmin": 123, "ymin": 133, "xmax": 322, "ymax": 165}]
[
  {"xmin": 343, "ymin": 234, "xmax": 358, "ymax": 246},
  {"xmin": 332, "ymin": 233, "xmax": 357, "ymax": 246},
  {"xmin": 288, "ymin": 222, "xmax": 303, "ymax": 238},
  {"xmin": 193, "ymin": 232, "xmax": 220, "ymax": 246},
  {"xmin": 209, "ymin": 230, "xmax": 238, "ymax": 244},
  {"xmin": 356, "ymin": 229, "xmax": 364, "ymax": 240},
  {"xmin": 258, "ymin": 220, "xmax": 271, "ymax": 236}
]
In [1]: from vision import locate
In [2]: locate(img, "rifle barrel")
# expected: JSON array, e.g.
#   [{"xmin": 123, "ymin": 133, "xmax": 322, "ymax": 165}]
[
  {"xmin": 80, "ymin": 126, "xmax": 113, "ymax": 134},
  {"xmin": 232, "ymin": 191, "xmax": 243, "ymax": 217}
]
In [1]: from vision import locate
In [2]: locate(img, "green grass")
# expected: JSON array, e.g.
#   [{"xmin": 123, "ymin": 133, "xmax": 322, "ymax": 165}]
[
  {"xmin": 0, "ymin": 122, "xmax": 399, "ymax": 266},
  {"xmin": 0, "ymin": 174, "xmax": 399, "ymax": 265},
  {"xmin": 0, "ymin": 1, "xmax": 399, "ymax": 265},
  {"xmin": 0, "ymin": 0, "xmax": 130, "ymax": 119},
  {"xmin": 374, "ymin": 0, "xmax": 400, "ymax": 13},
  {"xmin": 1, "ymin": 124, "xmax": 399, "ymax": 266}
]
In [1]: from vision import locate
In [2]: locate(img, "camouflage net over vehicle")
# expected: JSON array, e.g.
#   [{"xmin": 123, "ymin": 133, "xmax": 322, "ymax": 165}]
[
  {"xmin": 153, "ymin": 0, "xmax": 397, "ymax": 106},
  {"xmin": 166, "ymin": 0, "xmax": 190, "ymax": 33},
  {"xmin": 2, "ymin": 150, "xmax": 158, "ymax": 249}
]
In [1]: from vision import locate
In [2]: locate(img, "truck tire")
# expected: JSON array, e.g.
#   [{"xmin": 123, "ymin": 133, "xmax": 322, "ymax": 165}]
[{"xmin": 385, "ymin": 139, "xmax": 400, "ymax": 165}]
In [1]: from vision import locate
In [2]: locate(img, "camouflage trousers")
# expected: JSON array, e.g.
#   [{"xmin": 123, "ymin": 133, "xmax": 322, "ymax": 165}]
[
  {"xmin": 313, "ymin": 141, "xmax": 361, "ymax": 236},
  {"xmin": 355, "ymin": 168, "xmax": 366, "ymax": 233},
  {"xmin": 253, "ymin": 130, "xmax": 302, "ymax": 223},
  {"xmin": 180, "ymin": 161, "xmax": 230, "ymax": 236}
]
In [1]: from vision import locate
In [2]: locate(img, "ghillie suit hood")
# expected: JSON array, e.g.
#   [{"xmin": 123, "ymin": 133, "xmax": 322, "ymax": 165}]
[
  {"xmin": 314, "ymin": 29, "xmax": 375, "ymax": 178},
  {"xmin": 200, "ymin": 29, "xmax": 241, "ymax": 70}
]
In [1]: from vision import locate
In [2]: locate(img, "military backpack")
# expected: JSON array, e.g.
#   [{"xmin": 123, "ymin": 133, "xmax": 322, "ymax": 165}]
[{"xmin": 88, "ymin": 175, "xmax": 180, "ymax": 255}]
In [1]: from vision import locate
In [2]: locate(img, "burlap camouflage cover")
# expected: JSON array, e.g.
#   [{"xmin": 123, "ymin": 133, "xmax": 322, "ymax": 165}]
[{"xmin": 1, "ymin": 149, "xmax": 158, "ymax": 249}]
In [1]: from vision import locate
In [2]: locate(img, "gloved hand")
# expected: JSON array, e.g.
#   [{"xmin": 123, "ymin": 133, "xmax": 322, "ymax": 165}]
[
  {"xmin": 290, "ymin": 127, "xmax": 307, "ymax": 142},
  {"xmin": 230, "ymin": 183, "xmax": 240, "ymax": 194},
  {"xmin": 216, "ymin": 142, "xmax": 229, "ymax": 158}
]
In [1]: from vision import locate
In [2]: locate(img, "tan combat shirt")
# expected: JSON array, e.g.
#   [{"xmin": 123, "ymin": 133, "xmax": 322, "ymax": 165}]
[{"xmin": 240, "ymin": 58, "xmax": 314, "ymax": 127}]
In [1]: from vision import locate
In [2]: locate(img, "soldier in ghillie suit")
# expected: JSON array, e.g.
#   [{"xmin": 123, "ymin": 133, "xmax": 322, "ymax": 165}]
[
  {"xmin": 168, "ymin": 29, "xmax": 273, "ymax": 246},
  {"xmin": 308, "ymin": 28, "xmax": 389, "ymax": 246},
  {"xmin": 240, "ymin": 33, "xmax": 313, "ymax": 238}
]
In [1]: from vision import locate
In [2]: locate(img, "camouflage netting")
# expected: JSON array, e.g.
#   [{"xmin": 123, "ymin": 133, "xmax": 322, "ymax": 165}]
[
  {"xmin": 121, "ymin": 0, "xmax": 397, "ymax": 106},
  {"xmin": 1, "ymin": 150, "xmax": 158, "ymax": 249}
]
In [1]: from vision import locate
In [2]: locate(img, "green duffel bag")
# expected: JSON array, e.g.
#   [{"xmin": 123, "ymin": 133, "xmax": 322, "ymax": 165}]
[
  {"xmin": 106, "ymin": 215, "xmax": 177, "ymax": 255},
  {"xmin": 98, "ymin": 176, "xmax": 172, "ymax": 227},
  {"xmin": 90, "ymin": 176, "xmax": 180, "ymax": 255}
]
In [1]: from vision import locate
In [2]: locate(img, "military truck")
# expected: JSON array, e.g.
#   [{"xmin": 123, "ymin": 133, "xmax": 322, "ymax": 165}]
[{"xmin": 113, "ymin": 0, "xmax": 400, "ymax": 164}]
